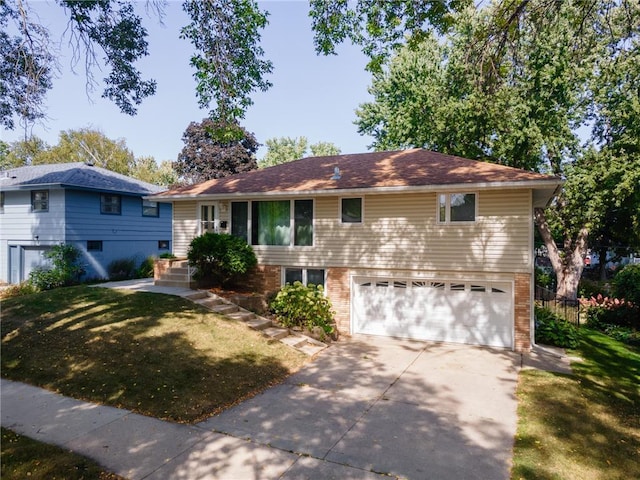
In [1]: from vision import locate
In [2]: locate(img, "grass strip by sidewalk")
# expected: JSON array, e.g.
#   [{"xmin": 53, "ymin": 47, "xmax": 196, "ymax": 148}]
[
  {"xmin": 1, "ymin": 427, "xmax": 124, "ymax": 480},
  {"xmin": 1, "ymin": 285, "xmax": 307, "ymax": 423},
  {"xmin": 512, "ymin": 329, "xmax": 640, "ymax": 480}
]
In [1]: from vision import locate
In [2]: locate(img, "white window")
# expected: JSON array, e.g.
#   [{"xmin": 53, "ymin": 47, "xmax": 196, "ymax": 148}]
[
  {"xmin": 31, "ymin": 190, "xmax": 49, "ymax": 212},
  {"xmin": 438, "ymin": 193, "xmax": 476, "ymax": 223},
  {"xmin": 284, "ymin": 267, "xmax": 325, "ymax": 288}
]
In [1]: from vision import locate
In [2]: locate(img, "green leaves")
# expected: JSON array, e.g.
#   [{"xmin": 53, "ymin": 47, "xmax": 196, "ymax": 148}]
[
  {"xmin": 180, "ymin": 0, "xmax": 273, "ymax": 122},
  {"xmin": 270, "ymin": 282, "xmax": 335, "ymax": 335},
  {"xmin": 175, "ymin": 118, "xmax": 259, "ymax": 184}
]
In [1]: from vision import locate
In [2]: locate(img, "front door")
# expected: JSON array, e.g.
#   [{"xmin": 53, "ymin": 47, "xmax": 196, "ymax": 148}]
[{"xmin": 200, "ymin": 204, "xmax": 218, "ymax": 234}]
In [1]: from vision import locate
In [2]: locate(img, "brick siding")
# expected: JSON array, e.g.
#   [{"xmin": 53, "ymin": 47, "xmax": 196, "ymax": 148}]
[
  {"xmin": 245, "ymin": 264, "xmax": 281, "ymax": 296},
  {"xmin": 514, "ymin": 272, "xmax": 532, "ymax": 352},
  {"xmin": 326, "ymin": 267, "xmax": 351, "ymax": 335}
]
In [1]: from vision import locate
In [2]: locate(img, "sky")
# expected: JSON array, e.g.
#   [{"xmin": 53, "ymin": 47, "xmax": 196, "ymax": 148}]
[{"xmin": 1, "ymin": 0, "xmax": 375, "ymax": 162}]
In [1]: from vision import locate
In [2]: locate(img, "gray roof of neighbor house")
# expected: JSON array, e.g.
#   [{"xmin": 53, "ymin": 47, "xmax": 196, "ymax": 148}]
[
  {"xmin": 0, "ymin": 162, "xmax": 166, "ymax": 195},
  {"xmin": 149, "ymin": 149, "xmax": 562, "ymax": 206}
]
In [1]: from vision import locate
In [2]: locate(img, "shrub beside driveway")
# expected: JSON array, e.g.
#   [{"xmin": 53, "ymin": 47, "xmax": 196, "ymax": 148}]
[{"xmin": 0, "ymin": 285, "xmax": 307, "ymax": 423}]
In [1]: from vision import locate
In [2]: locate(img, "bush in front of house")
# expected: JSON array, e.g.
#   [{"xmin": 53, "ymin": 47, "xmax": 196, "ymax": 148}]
[
  {"xmin": 612, "ymin": 264, "xmax": 640, "ymax": 306},
  {"xmin": 187, "ymin": 233, "xmax": 257, "ymax": 287},
  {"xmin": 534, "ymin": 306, "xmax": 580, "ymax": 349},
  {"xmin": 136, "ymin": 256, "xmax": 156, "ymax": 278},
  {"xmin": 270, "ymin": 282, "xmax": 335, "ymax": 338},
  {"xmin": 29, "ymin": 243, "xmax": 85, "ymax": 291},
  {"xmin": 107, "ymin": 258, "xmax": 137, "ymax": 281}
]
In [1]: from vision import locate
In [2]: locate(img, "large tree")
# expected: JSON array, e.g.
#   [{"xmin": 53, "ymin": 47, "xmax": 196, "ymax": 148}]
[
  {"xmin": 259, "ymin": 136, "xmax": 341, "ymax": 167},
  {"xmin": 2, "ymin": 0, "xmax": 272, "ymax": 130},
  {"xmin": 174, "ymin": 118, "xmax": 259, "ymax": 184},
  {"xmin": 354, "ymin": 1, "xmax": 640, "ymax": 301},
  {"xmin": 35, "ymin": 128, "xmax": 135, "ymax": 175}
]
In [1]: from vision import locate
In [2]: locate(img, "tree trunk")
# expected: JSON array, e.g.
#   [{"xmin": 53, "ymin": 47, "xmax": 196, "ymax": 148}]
[
  {"xmin": 598, "ymin": 247, "xmax": 608, "ymax": 281},
  {"xmin": 534, "ymin": 208, "xmax": 589, "ymax": 302}
]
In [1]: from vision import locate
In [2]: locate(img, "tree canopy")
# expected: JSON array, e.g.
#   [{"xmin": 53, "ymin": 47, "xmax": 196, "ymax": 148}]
[
  {"xmin": 354, "ymin": 0, "xmax": 640, "ymax": 300},
  {"xmin": 174, "ymin": 118, "xmax": 259, "ymax": 184},
  {"xmin": 259, "ymin": 136, "xmax": 341, "ymax": 167},
  {"xmin": 1, "ymin": 0, "xmax": 272, "ymax": 130},
  {"xmin": 2, "ymin": 128, "xmax": 176, "ymax": 186}
]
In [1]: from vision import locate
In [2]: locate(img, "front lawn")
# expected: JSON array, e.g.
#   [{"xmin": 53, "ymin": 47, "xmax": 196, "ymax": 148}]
[
  {"xmin": 1, "ymin": 285, "xmax": 307, "ymax": 423},
  {"xmin": 1, "ymin": 427, "xmax": 124, "ymax": 480},
  {"xmin": 512, "ymin": 329, "xmax": 640, "ymax": 479}
]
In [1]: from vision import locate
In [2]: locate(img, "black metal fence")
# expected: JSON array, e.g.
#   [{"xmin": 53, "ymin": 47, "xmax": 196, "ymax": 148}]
[{"xmin": 535, "ymin": 285, "xmax": 581, "ymax": 325}]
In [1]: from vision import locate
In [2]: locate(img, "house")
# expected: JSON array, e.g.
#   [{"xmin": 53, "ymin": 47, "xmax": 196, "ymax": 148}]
[
  {"xmin": 0, "ymin": 162, "xmax": 172, "ymax": 283},
  {"xmin": 148, "ymin": 149, "xmax": 562, "ymax": 352}
]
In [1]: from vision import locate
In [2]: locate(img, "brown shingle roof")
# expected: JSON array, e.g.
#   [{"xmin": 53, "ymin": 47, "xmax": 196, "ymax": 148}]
[{"xmin": 155, "ymin": 149, "xmax": 560, "ymax": 198}]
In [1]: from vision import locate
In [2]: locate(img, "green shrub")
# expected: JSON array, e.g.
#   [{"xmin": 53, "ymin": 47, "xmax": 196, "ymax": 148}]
[
  {"xmin": 535, "ymin": 267, "xmax": 555, "ymax": 289},
  {"xmin": 270, "ymin": 282, "xmax": 335, "ymax": 336},
  {"xmin": 535, "ymin": 306, "xmax": 580, "ymax": 349},
  {"xmin": 136, "ymin": 256, "xmax": 155, "ymax": 278},
  {"xmin": 578, "ymin": 278, "xmax": 609, "ymax": 299},
  {"xmin": 582, "ymin": 295, "xmax": 640, "ymax": 330},
  {"xmin": 612, "ymin": 264, "xmax": 640, "ymax": 305},
  {"xmin": 107, "ymin": 258, "xmax": 137, "ymax": 281},
  {"xmin": 29, "ymin": 244, "xmax": 85, "ymax": 291},
  {"xmin": 187, "ymin": 233, "xmax": 257, "ymax": 287},
  {"xmin": 159, "ymin": 252, "xmax": 177, "ymax": 259},
  {"xmin": 0, "ymin": 282, "xmax": 38, "ymax": 299}
]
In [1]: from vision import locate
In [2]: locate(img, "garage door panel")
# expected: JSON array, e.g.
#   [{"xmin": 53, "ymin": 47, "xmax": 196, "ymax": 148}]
[{"xmin": 353, "ymin": 277, "xmax": 513, "ymax": 348}]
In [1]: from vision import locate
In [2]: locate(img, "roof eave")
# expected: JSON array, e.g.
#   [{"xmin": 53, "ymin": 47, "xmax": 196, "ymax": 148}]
[{"xmin": 146, "ymin": 178, "xmax": 564, "ymax": 202}]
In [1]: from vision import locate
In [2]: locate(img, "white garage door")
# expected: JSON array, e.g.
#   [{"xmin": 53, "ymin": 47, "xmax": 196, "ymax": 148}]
[{"xmin": 352, "ymin": 277, "xmax": 513, "ymax": 348}]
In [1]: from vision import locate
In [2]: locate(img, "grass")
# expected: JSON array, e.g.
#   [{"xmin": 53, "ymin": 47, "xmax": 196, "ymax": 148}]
[
  {"xmin": 512, "ymin": 329, "xmax": 640, "ymax": 480},
  {"xmin": 1, "ymin": 285, "xmax": 307, "ymax": 423},
  {"xmin": 1, "ymin": 427, "xmax": 124, "ymax": 480}
]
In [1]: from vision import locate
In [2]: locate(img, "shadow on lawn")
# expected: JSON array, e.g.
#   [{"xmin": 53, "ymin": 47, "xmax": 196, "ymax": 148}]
[
  {"xmin": 513, "ymin": 331, "xmax": 640, "ymax": 480},
  {"xmin": 0, "ymin": 286, "xmax": 294, "ymax": 423}
]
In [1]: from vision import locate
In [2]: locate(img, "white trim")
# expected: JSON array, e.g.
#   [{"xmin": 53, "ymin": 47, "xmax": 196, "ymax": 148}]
[
  {"xmin": 436, "ymin": 192, "xmax": 478, "ymax": 224},
  {"xmin": 197, "ymin": 201, "xmax": 219, "ymax": 235}
]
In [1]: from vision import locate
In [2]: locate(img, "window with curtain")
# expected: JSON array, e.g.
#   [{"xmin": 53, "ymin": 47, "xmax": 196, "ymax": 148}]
[{"xmin": 251, "ymin": 200, "xmax": 291, "ymax": 245}]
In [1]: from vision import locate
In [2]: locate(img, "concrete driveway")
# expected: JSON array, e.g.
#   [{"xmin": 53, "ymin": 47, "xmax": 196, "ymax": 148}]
[
  {"xmin": 3, "ymin": 334, "xmax": 521, "ymax": 479},
  {"xmin": 168, "ymin": 335, "xmax": 521, "ymax": 479}
]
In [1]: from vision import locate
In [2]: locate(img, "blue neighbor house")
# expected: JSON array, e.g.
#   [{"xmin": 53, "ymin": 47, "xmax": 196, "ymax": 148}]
[{"xmin": 0, "ymin": 162, "xmax": 172, "ymax": 283}]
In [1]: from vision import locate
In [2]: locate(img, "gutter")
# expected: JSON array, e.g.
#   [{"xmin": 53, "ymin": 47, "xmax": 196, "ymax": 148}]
[{"xmin": 145, "ymin": 179, "xmax": 563, "ymax": 202}]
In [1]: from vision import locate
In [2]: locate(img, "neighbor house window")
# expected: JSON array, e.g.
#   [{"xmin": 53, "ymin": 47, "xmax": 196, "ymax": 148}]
[
  {"xmin": 87, "ymin": 240, "xmax": 103, "ymax": 251},
  {"xmin": 142, "ymin": 199, "xmax": 159, "ymax": 217},
  {"xmin": 341, "ymin": 197, "xmax": 362, "ymax": 223},
  {"xmin": 31, "ymin": 190, "xmax": 49, "ymax": 212},
  {"xmin": 250, "ymin": 199, "xmax": 314, "ymax": 246},
  {"xmin": 158, "ymin": 240, "xmax": 170, "ymax": 250},
  {"xmin": 0, "ymin": 191, "xmax": 4, "ymax": 213},
  {"xmin": 101, "ymin": 194, "xmax": 121, "ymax": 214},
  {"xmin": 438, "ymin": 193, "xmax": 476, "ymax": 223},
  {"xmin": 284, "ymin": 267, "xmax": 325, "ymax": 288},
  {"xmin": 231, "ymin": 201, "xmax": 249, "ymax": 242}
]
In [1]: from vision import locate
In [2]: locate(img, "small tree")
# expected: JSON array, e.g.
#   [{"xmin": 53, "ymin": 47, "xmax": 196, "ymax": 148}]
[
  {"xmin": 29, "ymin": 243, "xmax": 85, "ymax": 290},
  {"xmin": 187, "ymin": 233, "xmax": 257, "ymax": 287},
  {"xmin": 174, "ymin": 119, "xmax": 258, "ymax": 184}
]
